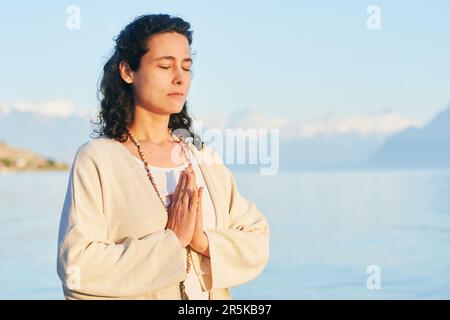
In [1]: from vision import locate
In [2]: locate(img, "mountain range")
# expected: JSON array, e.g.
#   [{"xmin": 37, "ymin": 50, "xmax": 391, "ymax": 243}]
[
  {"xmin": 0, "ymin": 103, "xmax": 449, "ymax": 171},
  {"xmin": 363, "ymin": 104, "xmax": 450, "ymax": 169}
]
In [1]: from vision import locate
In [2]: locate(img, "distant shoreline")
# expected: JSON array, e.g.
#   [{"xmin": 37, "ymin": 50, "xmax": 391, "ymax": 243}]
[
  {"xmin": 0, "ymin": 165, "xmax": 69, "ymax": 174},
  {"xmin": 0, "ymin": 141, "xmax": 69, "ymax": 173}
]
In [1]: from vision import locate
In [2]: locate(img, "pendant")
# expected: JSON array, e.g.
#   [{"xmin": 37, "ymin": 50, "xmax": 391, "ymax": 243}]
[{"xmin": 179, "ymin": 281, "xmax": 189, "ymax": 300}]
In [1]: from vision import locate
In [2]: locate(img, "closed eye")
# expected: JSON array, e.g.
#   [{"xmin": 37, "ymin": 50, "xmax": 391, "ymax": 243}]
[{"xmin": 159, "ymin": 66, "xmax": 192, "ymax": 72}]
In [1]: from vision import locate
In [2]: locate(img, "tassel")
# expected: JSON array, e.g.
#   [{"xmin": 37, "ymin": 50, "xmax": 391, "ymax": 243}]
[{"xmin": 179, "ymin": 281, "xmax": 189, "ymax": 300}]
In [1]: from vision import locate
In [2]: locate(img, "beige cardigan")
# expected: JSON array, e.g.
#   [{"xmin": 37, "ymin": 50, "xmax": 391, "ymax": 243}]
[{"xmin": 56, "ymin": 137, "xmax": 270, "ymax": 299}]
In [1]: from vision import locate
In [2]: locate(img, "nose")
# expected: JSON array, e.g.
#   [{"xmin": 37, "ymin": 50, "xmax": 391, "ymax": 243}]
[{"xmin": 172, "ymin": 65, "xmax": 188, "ymax": 85}]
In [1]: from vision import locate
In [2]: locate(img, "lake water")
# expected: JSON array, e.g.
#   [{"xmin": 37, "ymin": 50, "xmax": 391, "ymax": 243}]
[{"xmin": 1, "ymin": 169, "xmax": 450, "ymax": 299}]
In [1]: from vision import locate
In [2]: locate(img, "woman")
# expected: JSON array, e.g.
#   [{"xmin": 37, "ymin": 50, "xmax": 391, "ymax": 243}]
[{"xmin": 57, "ymin": 14, "xmax": 270, "ymax": 300}]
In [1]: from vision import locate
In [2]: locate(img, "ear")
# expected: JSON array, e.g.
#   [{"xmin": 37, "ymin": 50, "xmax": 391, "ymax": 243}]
[{"xmin": 119, "ymin": 61, "xmax": 134, "ymax": 84}]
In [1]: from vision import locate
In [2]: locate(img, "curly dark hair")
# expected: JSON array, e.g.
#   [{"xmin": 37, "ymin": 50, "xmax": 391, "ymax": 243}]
[{"xmin": 91, "ymin": 14, "xmax": 203, "ymax": 149}]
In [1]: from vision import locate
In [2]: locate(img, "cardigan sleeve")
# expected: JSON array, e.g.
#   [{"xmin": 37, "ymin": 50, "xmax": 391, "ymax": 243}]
[
  {"xmin": 56, "ymin": 146, "xmax": 187, "ymax": 298},
  {"xmin": 194, "ymin": 149, "xmax": 270, "ymax": 291}
]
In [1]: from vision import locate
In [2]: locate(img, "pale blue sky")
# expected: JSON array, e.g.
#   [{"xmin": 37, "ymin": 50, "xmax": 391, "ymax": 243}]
[{"xmin": 1, "ymin": 0, "xmax": 449, "ymax": 123}]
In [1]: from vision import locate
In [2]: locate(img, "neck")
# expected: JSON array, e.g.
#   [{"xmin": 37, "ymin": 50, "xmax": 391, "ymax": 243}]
[{"xmin": 128, "ymin": 105, "xmax": 174, "ymax": 145}]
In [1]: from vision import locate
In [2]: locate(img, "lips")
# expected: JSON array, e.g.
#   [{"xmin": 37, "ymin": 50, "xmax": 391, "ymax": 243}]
[{"xmin": 167, "ymin": 92, "xmax": 184, "ymax": 96}]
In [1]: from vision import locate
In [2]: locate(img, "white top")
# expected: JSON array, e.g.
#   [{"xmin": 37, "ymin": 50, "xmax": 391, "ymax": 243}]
[{"xmin": 132, "ymin": 148, "xmax": 216, "ymax": 300}]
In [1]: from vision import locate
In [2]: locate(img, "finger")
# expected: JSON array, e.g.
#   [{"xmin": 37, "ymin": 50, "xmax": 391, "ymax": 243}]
[
  {"xmin": 182, "ymin": 189, "xmax": 190, "ymax": 209},
  {"xmin": 167, "ymin": 194, "xmax": 174, "ymax": 210},
  {"xmin": 194, "ymin": 188, "xmax": 203, "ymax": 230},
  {"xmin": 173, "ymin": 170, "xmax": 186, "ymax": 203},
  {"xmin": 180, "ymin": 170, "xmax": 194, "ymax": 200},
  {"xmin": 179, "ymin": 170, "xmax": 187, "ymax": 190},
  {"xmin": 189, "ymin": 186, "xmax": 199, "ymax": 213},
  {"xmin": 169, "ymin": 193, "xmax": 179, "ymax": 214},
  {"xmin": 197, "ymin": 187, "xmax": 203, "ymax": 215},
  {"xmin": 180, "ymin": 169, "xmax": 189, "ymax": 191},
  {"xmin": 199, "ymin": 187, "xmax": 204, "ymax": 205},
  {"xmin": 170, "ymin": 191, "xmax": 179, "ymax": 205},
  {"xmin": 174, "ymin": 171, "xmax": 183, "ymax": 194},
  {"xmin": 186, "ymin": 167, "xmax": 197, "ymax": 191}
]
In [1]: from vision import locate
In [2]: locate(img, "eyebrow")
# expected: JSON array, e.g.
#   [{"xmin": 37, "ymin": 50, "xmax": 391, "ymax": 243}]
[{"xmin": 153, "ymin": 56, "xmax": 193, "ymax": 63}]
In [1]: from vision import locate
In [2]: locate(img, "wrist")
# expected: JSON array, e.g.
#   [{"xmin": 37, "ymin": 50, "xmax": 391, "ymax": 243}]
[
  {"xmin": 191, "ymin": 233, "xmax": 206, "ymax": 252},
  {"xmin": 198, "ymin": 232, "xmax": 210, "ymax": 256}
]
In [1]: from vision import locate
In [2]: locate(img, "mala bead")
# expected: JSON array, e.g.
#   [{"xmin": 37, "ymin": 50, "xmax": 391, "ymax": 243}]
[{"xmin": 126, "ymin": 127, "xmax": 194, "ymax": 300}]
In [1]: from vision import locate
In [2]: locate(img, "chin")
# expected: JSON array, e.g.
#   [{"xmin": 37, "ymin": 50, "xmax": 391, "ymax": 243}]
[{"xmin": 172, "ymin": 103, "xmax": 185, "ymax": 114}]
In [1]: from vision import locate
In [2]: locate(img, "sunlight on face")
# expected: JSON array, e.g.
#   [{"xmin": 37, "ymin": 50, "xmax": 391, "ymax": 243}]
[{"xmin": 132, "ymin": 32, "xmax": 193, "ymax": 115}]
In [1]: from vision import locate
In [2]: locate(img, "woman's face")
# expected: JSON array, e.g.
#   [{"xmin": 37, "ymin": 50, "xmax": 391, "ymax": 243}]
[{"xmin": 126, "ymin": 32, "xmax": 193, "ymax": 115}]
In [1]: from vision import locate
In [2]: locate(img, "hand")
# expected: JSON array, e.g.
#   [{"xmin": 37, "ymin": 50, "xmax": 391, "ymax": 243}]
[
  {"xmin": 189, "ymin": 186, "xmax": 209, "ymax": 255},
  {"xmin": 166, "ymin": 167, "xmax": 198, "ymax": 248}
]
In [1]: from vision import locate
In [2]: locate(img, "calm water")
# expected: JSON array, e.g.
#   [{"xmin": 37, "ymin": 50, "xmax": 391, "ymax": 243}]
[{"xmin": 1, "ymin": 169, "xmax": 450, "ymax": 299}]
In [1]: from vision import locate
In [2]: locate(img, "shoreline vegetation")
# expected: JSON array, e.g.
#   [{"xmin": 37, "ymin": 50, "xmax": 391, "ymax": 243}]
[{"xmin": 0, "ymin": 140, "xmax": 69, "ymax": 173}]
